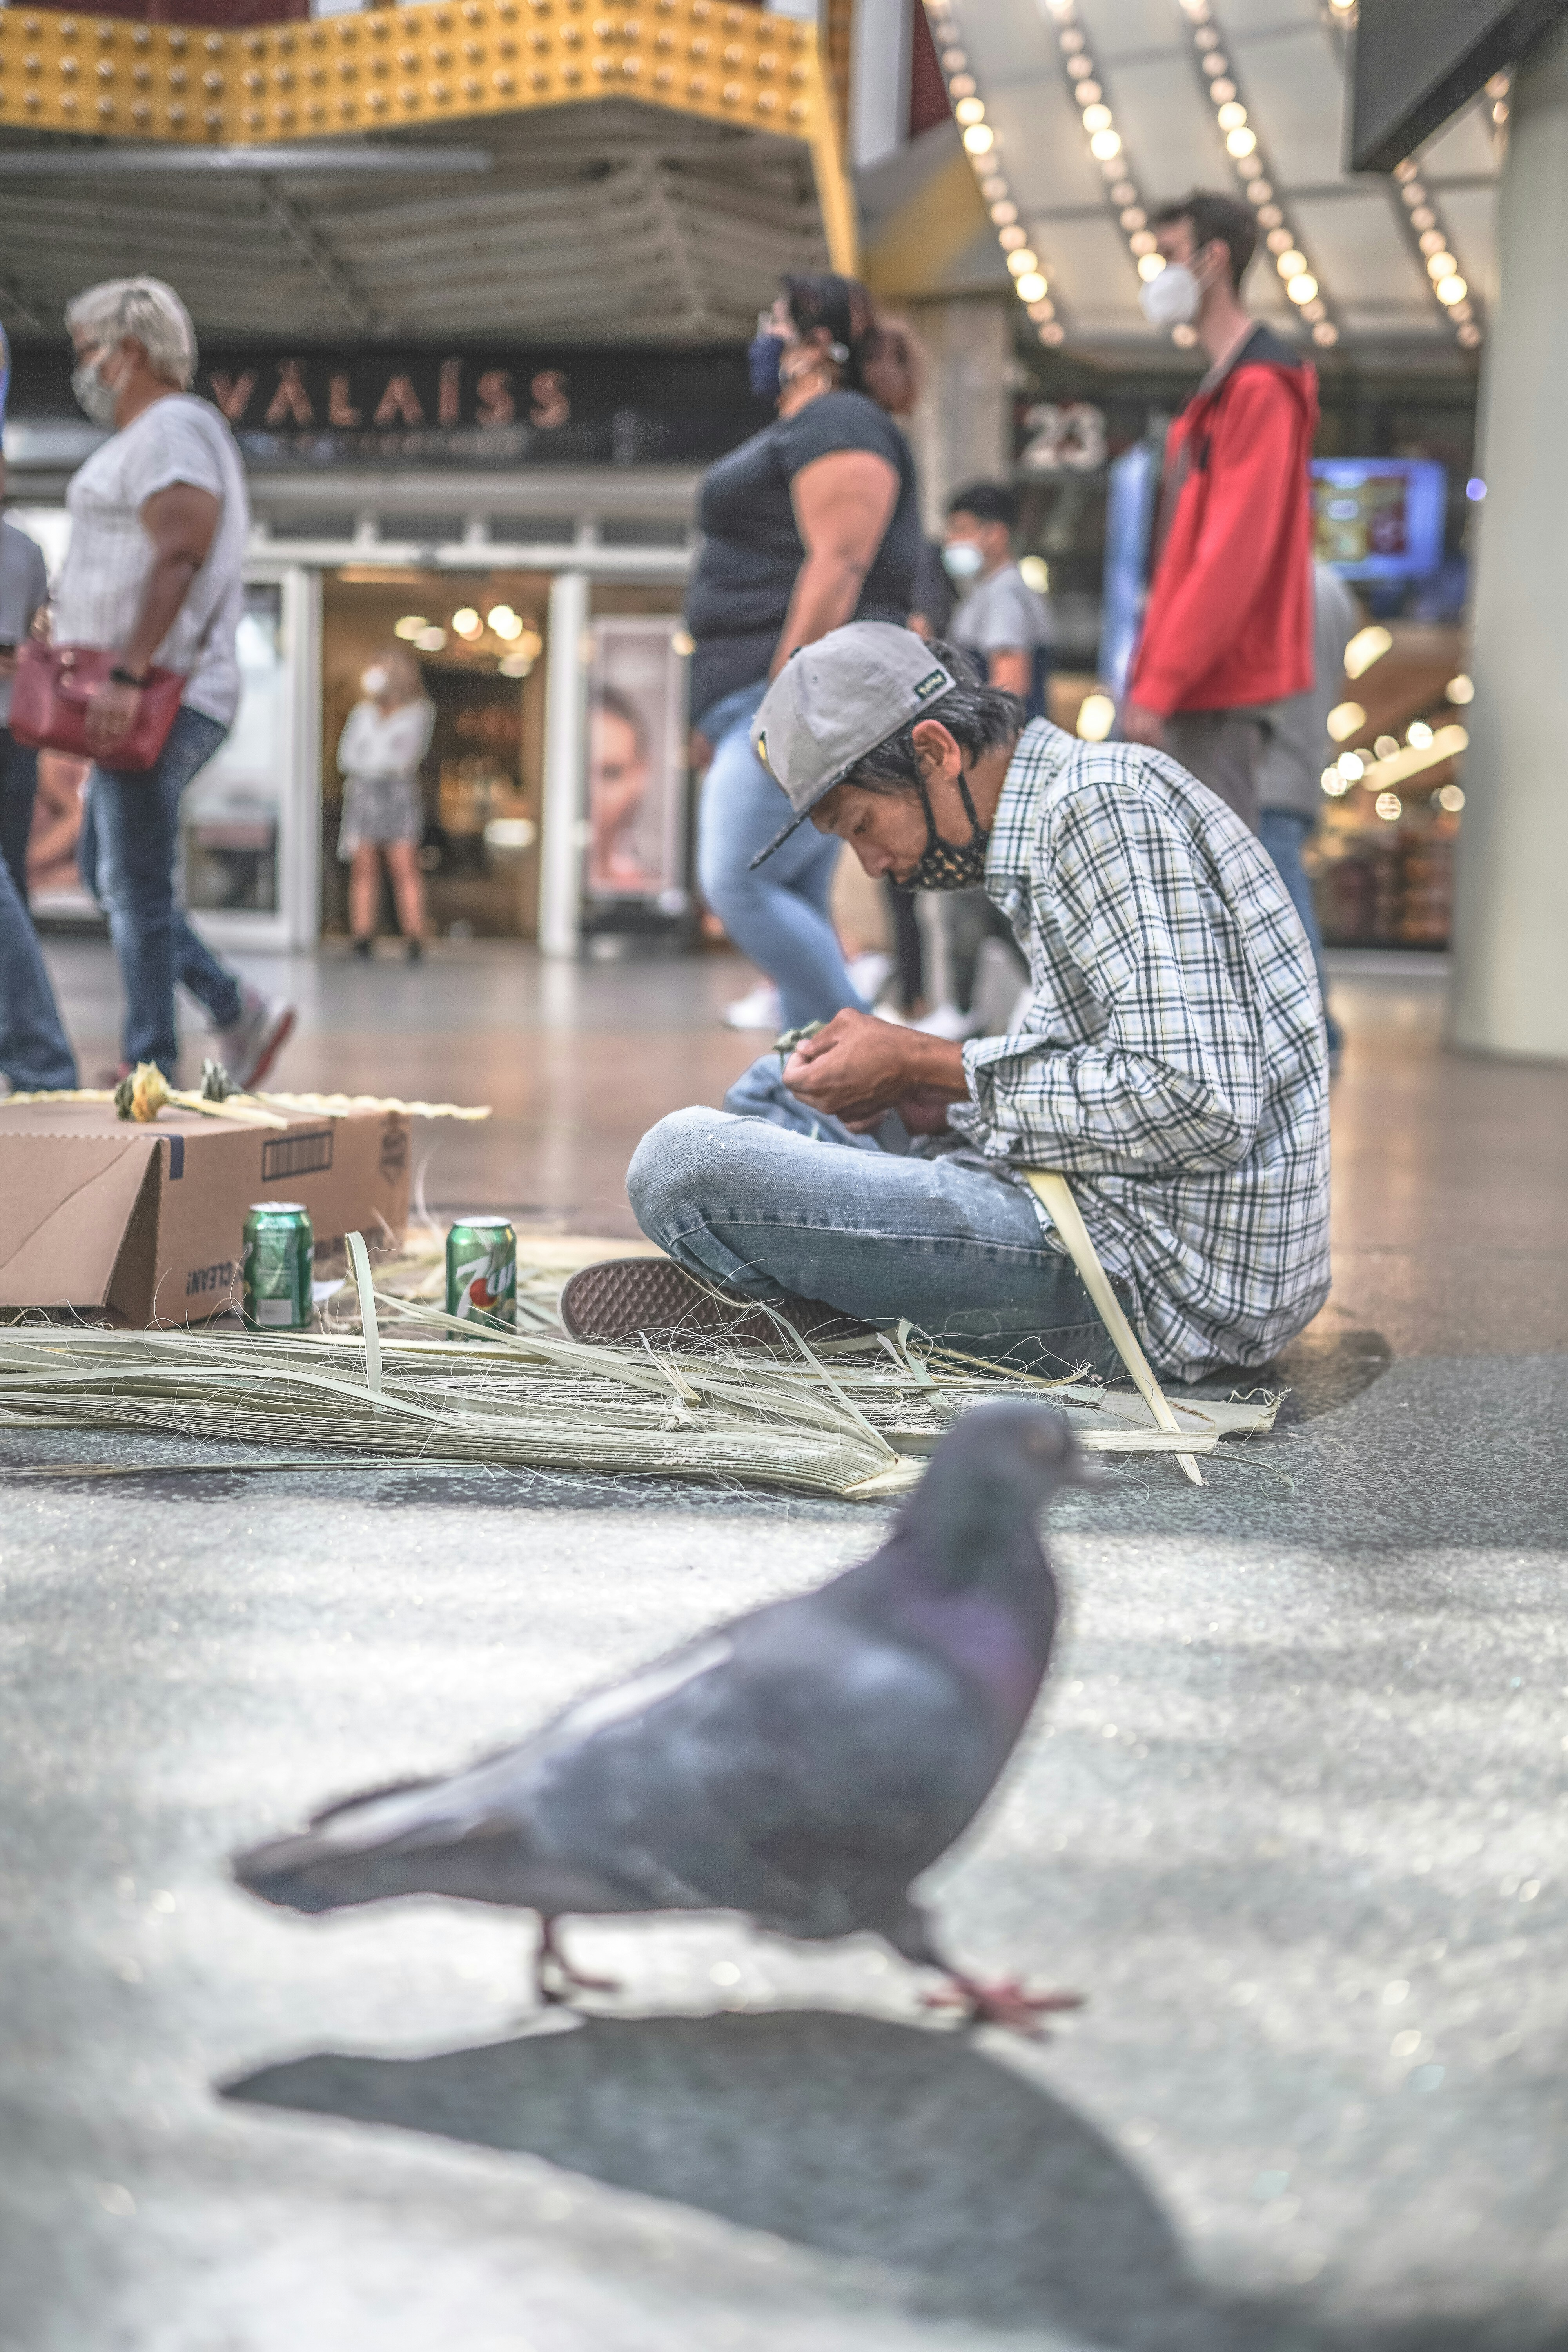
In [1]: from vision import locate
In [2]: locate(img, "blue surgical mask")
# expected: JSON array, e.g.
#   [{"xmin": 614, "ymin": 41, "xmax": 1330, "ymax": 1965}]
[
  {"xmin": 942, "ymin": 542, "xmax": 985, "ymax": 584},
  {"xmin": 748, "ymin": 332, "xmax": 788, "ymax": 402}
]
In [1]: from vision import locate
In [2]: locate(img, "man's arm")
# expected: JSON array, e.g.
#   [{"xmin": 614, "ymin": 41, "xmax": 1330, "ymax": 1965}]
[
  {"xmin": 771, "ymin": 448, "xmax": 900, "ymax": 678},
  {"xmin": 85, "ymin": 481, "xmax": 219, "ymax": 753},
  {"xmin": 1127, "ymin": 369, "xmax": 1308, "ymax": 722}
]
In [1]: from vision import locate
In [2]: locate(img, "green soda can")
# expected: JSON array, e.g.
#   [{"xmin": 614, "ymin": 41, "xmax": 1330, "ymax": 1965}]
[
  {"xmin": 446, "ymin": 1216, "xmax": 517, "ymax": 1331},
  {"xmin": 241, "ymin": 1201, "xmax": 314, "ymax": 1332}
]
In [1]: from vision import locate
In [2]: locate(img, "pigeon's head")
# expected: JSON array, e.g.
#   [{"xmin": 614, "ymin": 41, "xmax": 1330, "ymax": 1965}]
[{"xmin": 900, "ymin": 1402, "xmax": 1102, "ymax": 1583}]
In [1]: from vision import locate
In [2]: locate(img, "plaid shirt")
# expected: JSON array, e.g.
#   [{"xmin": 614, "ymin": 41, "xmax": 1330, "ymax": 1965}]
[{"xmin": 946, "ymin": 719, "xmax": 1330, "ymax": 1380}]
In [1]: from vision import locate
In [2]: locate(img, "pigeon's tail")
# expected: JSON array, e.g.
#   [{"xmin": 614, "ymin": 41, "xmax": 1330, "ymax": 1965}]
[{"xmin": 231, "ymin": 1775, "xmax": 462, "ymax": 1915}]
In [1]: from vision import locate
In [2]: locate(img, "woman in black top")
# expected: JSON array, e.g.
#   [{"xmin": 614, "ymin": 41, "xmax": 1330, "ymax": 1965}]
[{"xmin": 687, "ymin": 274, "xmax": 922, "ymax": 1031}]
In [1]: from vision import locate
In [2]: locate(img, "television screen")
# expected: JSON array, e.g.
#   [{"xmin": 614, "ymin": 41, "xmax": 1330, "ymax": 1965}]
[{"xmin": 1311, "ymin": 458, "xmax": 1447, "ymax": 581}]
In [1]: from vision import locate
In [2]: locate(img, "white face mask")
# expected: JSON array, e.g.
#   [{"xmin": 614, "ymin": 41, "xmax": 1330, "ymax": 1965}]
[
  {"xmin": 1138, "ymin": 261, "xmax": 1203, "ymax": 329},
  {"xmin": 942, "ymin": 541, "xmax": 985, "ymax": 584},
  {"xmin": 361, "ymin": 665, "xmax": 390, "ymax": 697},
  {"xmin": 71, "ymin": 348, "xmax": 123, "ymax": 428}
]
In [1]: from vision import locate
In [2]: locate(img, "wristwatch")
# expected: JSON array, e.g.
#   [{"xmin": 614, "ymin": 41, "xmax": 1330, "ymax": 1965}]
[{"xmin": 110, "ymin": 663, "xmax": 149, "ymax": 687}]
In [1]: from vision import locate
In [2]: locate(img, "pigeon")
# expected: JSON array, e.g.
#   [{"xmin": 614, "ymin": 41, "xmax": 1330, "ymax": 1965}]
[{"xmin": 232, "ymin": 1401, "xmax": 1100, "ymax": 2032}]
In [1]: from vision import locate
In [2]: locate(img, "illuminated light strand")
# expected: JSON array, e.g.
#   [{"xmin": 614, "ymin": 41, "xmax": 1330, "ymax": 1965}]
[
  {"xmin": 1041, "ymin": 0, "xmax": 1177, "ymax": 344},
  {"xmin": 922, "ymin": 0, "xmax": 1067, "ymax": 346},
  {"xmin": 1175, "ymin": 0, "xmax": 1341, "ymax": 352},
  {"xmin": 1390, "ymin": 154, "xmax": 1484, "ymax": 352}
]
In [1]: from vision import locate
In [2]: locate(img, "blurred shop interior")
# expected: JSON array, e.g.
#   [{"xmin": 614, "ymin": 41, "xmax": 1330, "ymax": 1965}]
[{"xmin": 0, "ymin": 0, "xmax": 1516, "ymax": 967}]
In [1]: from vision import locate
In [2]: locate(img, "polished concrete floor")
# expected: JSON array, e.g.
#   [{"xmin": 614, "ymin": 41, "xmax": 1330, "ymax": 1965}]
[{"xmin": 4, "ymin": 936, "xmax": 1566, "ymax": 2352}]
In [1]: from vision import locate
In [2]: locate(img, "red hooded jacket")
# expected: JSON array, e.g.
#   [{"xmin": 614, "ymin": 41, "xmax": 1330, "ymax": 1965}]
[{"xmin": 1128, "ymin": 323, "xmax": 1318, "ymax": 717}]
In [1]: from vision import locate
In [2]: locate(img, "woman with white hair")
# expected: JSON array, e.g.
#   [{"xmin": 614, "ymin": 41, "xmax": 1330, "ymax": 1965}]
[{"xmin": 51, "ymin": 275, "xmax": 292, "ymax": 1085}]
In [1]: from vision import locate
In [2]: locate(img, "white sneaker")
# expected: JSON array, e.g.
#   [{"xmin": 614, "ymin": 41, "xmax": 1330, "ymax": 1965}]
[
  {"xmin": 846, "ymin": 949, "xmax": 895, "ymax": 1004},
  {"xmin": 214, "ymin": 984, "xmax": 296, "ymax": 1090},
  {"xmin": 913, "ymin": 1000, "xmax": 980, "ymax": 1042},
  {"xmin": 721, "ymin": 980, "xmax": 783, "ymax": 1032}
]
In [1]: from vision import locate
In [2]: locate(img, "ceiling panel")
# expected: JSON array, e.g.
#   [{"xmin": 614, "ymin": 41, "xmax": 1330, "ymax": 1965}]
[
  {"xmin": 1419, "ymin": 97, "xmax": 1501, "ymax": 183},
  {"xmin": 1029, "ymin": 213, "xmax": 1146, "ymax": 329},
  {"xmin": 988, "ymin": 71, "xmax": 1107, "ymax": 211},
  {"xmin": 1291, "ymin": 191, "xmax": 1432, "ymax": 310},
  {"xmin": 1076, "ymin": 0, "xmax": 1178, "ymax": 53},
  {"xmin": 1110, "ymin": 52, "xmax": 1239, "ymax": 204},
  {"xmin": 1238, "ymin": 25, "xmax": 1349, "ymax": 187},
  {"xmin": 1210, "ymin": 0, "xmax": 1321, "ymax": 31}
]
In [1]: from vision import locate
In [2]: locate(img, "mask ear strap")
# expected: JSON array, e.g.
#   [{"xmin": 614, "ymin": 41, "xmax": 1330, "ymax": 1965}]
[
  {"xmin": 954, "ymin": 767, "xmax": 985, "ymax": 838},
  {"xmin": 913, "ymin": 764, "xmax": 943, "ymax": 854}
]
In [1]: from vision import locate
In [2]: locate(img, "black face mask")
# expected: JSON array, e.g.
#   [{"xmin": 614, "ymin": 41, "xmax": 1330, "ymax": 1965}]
[{"xmin": 903, "ymin": 766, "xmax": 990, "ymax": 891}]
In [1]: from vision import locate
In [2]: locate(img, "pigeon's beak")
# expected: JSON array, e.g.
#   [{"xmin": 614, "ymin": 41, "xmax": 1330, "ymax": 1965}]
[{"xmin": 1065, "ymin": 1450, "xmax": 1110, "ymax": 1491}]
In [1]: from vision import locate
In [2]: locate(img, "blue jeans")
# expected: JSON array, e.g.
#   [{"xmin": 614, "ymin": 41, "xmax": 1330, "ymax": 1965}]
[
  {"xmin": 0, "ymin": 726, "xmax": 40, "ymax": 906},
  {"xmin": 1259, "ymin": 809, "xmax": 1341, "ymax": 1054},
  {"xmin": 85, "ymin": 706, "xmax": 242, "ymax": 1075},
  {"xmin": 0, "ymin": 833, "xmax": 76, "ymax": 1089},
  {"xmin": 628, "ymin": 1054, "xmax": 1120, "ymax": 1378},
  {"xmin": 696, "ymin": 679, "xmax": 867, "ymax": 1033}
]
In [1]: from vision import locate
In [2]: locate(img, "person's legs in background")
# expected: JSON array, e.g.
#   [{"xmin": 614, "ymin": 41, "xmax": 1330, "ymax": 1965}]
[
  {"xmin": 0, "ymin": 729, "xmax": 40, "ymax": 905},
  {"xmin": 697, "ymin": 681, "xmax": 868, "ymax": 1034},
  {"xmin": 91, "ymin": 707, "xmax": 292, "ymax": 1084},
  {"xmin": 1162, "ymin": 710, "xmax": 1265, "ymax": 834},
  {"xmin": 1259, "ymin": 806, "xmax": 1342, "ymax": 1060},
  {"xmin": 348, "ymin": 841, "xmax": 383, "ymax": 955},
  {"xmin": 383, "ymin": 837, "xmax": 427, "ymax": 960},
  {"xmin": 0, "ymin": 842, "xmax": 76, "ymax": 1091}
]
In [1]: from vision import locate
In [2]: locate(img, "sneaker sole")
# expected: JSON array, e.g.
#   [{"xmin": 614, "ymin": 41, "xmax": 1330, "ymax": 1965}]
[
  {"xmin": 240, "ymin": 1005, "xmax": 296, "ymax": 1092},
  {"xmin": 559, "ymin": 1258, "xmax": 871, "ymax": 1351}
]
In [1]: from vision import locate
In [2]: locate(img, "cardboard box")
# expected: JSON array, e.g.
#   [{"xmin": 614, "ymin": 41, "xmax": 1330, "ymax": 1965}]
[{"xmin": 0, "ymin": 1099, "xmax": 410, "ymax": 1325}]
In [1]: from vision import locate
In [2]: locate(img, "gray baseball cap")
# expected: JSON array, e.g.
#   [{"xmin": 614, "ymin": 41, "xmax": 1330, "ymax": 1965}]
[{"xmin": 747, "ymin": 623, "xmax": 956, "ymax": 868}]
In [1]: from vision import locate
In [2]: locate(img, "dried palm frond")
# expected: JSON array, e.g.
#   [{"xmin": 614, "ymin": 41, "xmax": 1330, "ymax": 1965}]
[{"xmin": 0, "ymin": 1246, "xmax": 1280, "ymax": 1500}]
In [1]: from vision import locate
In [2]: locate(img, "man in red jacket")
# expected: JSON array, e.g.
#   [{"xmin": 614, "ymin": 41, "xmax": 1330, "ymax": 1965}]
[{"xmin": 1121, "ymin": 191, "xmax": 1318, "ymax": 833}]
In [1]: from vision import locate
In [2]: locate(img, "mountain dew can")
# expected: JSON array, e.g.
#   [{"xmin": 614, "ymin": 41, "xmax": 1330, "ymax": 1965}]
[
  {"xmin": 446, "ymin": 1216, "xmax": 517, "ymax": 1331},
  {"xmin": 241, "ymin": 1201, "xmax": 314, "ymax": 1331}
]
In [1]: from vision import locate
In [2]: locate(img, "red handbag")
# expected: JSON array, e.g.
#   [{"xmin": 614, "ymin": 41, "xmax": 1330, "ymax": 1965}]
[{"xmin": 10, "ymin": 641, "xmax": 185, "ymax": 772}]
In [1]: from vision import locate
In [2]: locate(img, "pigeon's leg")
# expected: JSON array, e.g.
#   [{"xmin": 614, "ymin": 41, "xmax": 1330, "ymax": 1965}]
[
  {"xmin": 884, "ymin": 1902, "xmax": 1083, "ymax": 2041},
  {"xmin": 534, "ymin": 1916, "xmax": 621, "ymax": 2007}
]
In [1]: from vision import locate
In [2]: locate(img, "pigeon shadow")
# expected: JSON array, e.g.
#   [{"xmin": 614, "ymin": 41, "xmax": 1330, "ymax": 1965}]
[
  {"xmin": 221, "ymin": 2006, "xmax": 1568, "ymax": 2352},
  {"xmin": 223, "ymin": 2005, "xmax": 1225, "ymax": 2347}
]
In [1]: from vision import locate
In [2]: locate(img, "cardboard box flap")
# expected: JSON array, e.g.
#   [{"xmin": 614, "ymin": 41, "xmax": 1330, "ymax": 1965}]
[{"xmin": 0, "ymin": 1132, "xmax": 163, "ymax": 1308}]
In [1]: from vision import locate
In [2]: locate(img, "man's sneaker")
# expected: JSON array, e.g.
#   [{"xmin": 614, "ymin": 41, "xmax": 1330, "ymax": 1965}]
[
  {"xmin": 913, "ymin": 1000, "xmax": 981, "ymax": 1042},
  {"xmin": 559, "ymin": 1257, "xmax": 871, "ymax": 1351},
  {"xmin": 721, "ymin": 979, "xmax": 782, "ymax": 1032},
  {"xmin": 214, "ymin": 985, "xmax": 296, "ymax": 1092}
]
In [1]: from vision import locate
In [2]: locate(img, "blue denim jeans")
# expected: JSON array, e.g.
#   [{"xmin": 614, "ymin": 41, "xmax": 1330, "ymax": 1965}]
[
  {"xmin": 696, "ymin": 679, "xmax": 867, "ymax": 1033},
  {"xmin": 0, "ymin": 831, "xmax": 76, "ymax": 1089},
  {"xmin": 85, "ymin": 706, "xmax": 242, "ymax": 1075},
  {"xmin": 1259, "ymin": 808, "xmax": 1341, "ymax": 1054},
  {"xmin": 628, "ymin": 1054, "xmax": 1120, "ymax": 1377},
  {"xmin": 0, "ymin": 726, "xmax": 40, "ymax": 906}
]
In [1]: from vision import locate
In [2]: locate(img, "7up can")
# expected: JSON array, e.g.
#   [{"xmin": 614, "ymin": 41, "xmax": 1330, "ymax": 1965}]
[
  {"xmin": 446, "ymin": 1216, "xmax": 517, "ymax": 1331},
  {"xmin": 241, "ymin": 1201, "xmax": 314, "ymax": 1331}
]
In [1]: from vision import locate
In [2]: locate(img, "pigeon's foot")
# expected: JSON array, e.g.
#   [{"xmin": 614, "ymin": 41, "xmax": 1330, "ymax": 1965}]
[
  {"xmin": 923, "ymin": 1974, "xmax": 1085, "ymax": 2039},
  {"xmin": 535, "ymin": 1918, "xmax": 621, "ymax": 2007}
]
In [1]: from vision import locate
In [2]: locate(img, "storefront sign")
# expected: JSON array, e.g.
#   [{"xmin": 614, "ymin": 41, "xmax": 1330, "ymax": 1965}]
[{"xmin": 7, "ymin": 341, "xmax": 760, "ymax": 469}]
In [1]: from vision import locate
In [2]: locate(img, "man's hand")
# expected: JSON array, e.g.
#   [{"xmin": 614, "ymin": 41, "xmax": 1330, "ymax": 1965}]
[
  {"xmin": 783, "ymin": 1009, "xmax": 969, "ymax": 1134},
  {"xmin": 0, "ymin": 650, "xmax": 16, "ymax": 682},
  {"xmin": 1118, "ymin": 701, "xmax": 1167, "ymax": 750},
  {"xmin": 85, "ymin": 677, "xmax": 143, "ymax": 754}
]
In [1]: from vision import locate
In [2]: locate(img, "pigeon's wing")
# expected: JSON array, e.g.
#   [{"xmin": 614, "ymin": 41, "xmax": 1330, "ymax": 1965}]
[{"xmin": 517, "ymin": 1595, "xmax": 1010, "ymax": 1935}]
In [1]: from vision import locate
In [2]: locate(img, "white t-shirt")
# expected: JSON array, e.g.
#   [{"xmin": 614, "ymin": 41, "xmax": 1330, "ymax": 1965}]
[
  {"xmin": 337, "ymin": 697, "xmax": 435, "ymax": 781},
  {"xmin": 55, "ymin": 393, "xmax": 250, "ymax": 726},
  {"xmin": 950, "ymin": 561, "xmax": 1053, "ymax": 657}
]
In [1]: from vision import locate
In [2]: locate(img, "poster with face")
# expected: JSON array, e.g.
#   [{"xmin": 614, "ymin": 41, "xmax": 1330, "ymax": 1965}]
[{"xmin": 585, "ymin": 617, "xmax": 689, "ymax": 899}]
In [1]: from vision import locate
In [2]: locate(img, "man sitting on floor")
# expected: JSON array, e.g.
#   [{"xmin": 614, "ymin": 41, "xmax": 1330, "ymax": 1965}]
[{"xmin": 596, "ymin": 624, "xmax": 1329, "ymax": 1384}]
